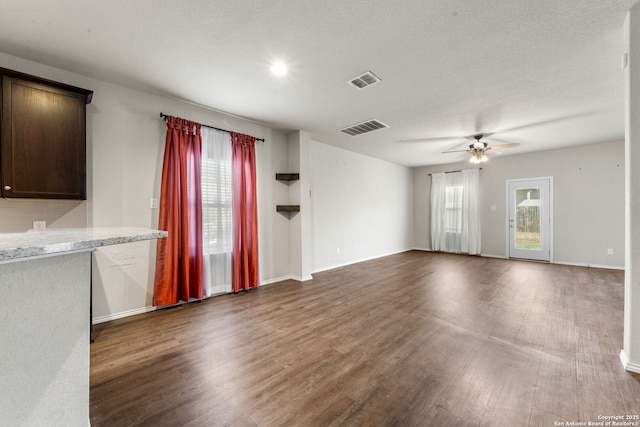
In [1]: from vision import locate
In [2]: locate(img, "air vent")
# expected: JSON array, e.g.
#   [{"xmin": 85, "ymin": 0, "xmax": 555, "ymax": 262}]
[
  {"xmin": 339, "ymin": 119, "xmax": 389, "ymax": 136},
  {"xmin": 348, "ymin": 71, "xmax": 381, "ymax": 89}
]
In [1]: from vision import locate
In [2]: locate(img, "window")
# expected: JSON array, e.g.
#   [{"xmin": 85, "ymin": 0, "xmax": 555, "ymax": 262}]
[
  {"xmin": 200, "ymin": 127, "xmax": 233, "ymax": 296},
  {"xmin": 201, "ymin": 156, "xmax": 232, "ymax": 253},
  {"xmin": 444, "ymin": 185, "xmax": 463, "ymax": 234},
  {"xmin": 430, "ymin": 169, "xmax": 481, "ymax": 254}
]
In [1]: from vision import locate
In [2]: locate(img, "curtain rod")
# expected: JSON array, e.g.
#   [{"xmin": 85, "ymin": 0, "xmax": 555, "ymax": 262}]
[
  {"xmin": 428, "ymin": 168, "xmax": 482, "ymax": 176},
  {"xmin": 159, "ymin": 112, "xmax": 265, "ymax": 142}
]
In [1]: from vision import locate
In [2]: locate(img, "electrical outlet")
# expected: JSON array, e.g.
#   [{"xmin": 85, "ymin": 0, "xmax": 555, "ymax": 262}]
[
  {"xmin": 607, "ymin": 248, "xmax": 614, "ymax": 255},
  {"xmin": 33, "ymin": 221, "xmax": 46, "ymax": 231}
]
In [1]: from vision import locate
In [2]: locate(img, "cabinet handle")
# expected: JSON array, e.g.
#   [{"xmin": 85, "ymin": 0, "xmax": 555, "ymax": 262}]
[{"xmin": 3, "ymin": 185, "xmax": 11, "ymax": 191}]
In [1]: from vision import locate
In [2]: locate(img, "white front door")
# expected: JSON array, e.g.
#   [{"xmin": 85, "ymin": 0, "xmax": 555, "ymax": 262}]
[{"xmin": 507, "ymin": 178, "xmax": 552, "ymax": 261}]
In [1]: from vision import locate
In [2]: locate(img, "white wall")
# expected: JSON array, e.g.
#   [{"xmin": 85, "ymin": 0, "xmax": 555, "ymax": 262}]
[
  {"xmin": 310, "ymin": 140, "xmax": 414, "ymax": 272},
  {"xmin": 622, "ymin": 7, "xmax": 640, "ymax": 371},
  {"xmin": 413, "ymin": 140, "xmax": 625, "ymax": 269},
  {"xmin": 0, "ymin": 199, "xmax": 87, "ymax": 233},
  {"xmin": 285, "ymin": 131, "xmax": 313, "ymax": 280},
  {"xmin": 0, "ymin": 52, "xmax": 292, "ymax": 321}
]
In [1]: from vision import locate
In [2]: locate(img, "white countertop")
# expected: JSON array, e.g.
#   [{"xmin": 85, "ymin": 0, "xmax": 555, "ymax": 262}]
[{"xmin": 0, "ymin": 227, "xmax": 168, "ymax": 261}]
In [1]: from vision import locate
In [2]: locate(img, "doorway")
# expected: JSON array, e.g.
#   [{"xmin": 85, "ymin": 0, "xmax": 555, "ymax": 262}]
[{"xmin": 507, "ymin": 178, "xmax": 552, "ymax": 261}]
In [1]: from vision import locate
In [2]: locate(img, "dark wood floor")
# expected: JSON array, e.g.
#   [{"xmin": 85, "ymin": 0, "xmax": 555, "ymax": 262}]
[{"xmin": 90, "ymin": 251, "xmax": 640, "ymax": 426}]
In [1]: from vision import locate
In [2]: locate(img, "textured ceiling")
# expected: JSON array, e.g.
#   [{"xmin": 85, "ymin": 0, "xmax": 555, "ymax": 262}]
[{"xmin": 0, "ymin": 0, "xmax": 636, "ymax": 166}]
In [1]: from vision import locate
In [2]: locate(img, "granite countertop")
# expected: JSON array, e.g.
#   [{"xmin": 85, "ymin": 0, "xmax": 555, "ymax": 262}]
[{"xmin": 0, "ymin": 227, "xmax": 168, "ymax": 262}]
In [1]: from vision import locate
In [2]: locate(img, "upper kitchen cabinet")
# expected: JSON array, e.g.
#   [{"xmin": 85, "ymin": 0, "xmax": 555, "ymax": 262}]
[{"xmin": 1, "ymin": 68, "xmax": 93, "ymax": 200}]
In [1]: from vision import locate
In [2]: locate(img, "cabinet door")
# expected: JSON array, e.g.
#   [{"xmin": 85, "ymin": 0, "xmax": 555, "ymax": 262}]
[{"xmin": 1, "ymin": 76, "xmax": 87, "ymax": 199}]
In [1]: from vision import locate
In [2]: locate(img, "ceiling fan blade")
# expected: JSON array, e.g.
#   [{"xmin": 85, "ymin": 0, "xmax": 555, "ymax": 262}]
[
  {"xmin": 492, "ymin": 112, "xmax": 599, "ymax": 135},
  {"xmin": 487, "ymin": 142, "xmax": 520, "ymax": 150},
  {"xmin": 442, "ymin": 149, "xmax": 470, "ymax": 154},
  {"xmin": 399, "ymin": 136, "xmax": 462, "ymax": 144}
]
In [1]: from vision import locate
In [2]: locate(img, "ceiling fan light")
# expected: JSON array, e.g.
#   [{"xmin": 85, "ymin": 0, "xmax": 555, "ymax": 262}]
[{"xmin": 469, "ymin": 153, "xmax": 488, "ymax": 163}]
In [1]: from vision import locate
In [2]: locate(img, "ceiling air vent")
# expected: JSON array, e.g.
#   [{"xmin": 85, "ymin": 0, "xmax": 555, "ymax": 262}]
[
  {"xmin": 348, "ymin": 71, "xmax": 381, "ymax": 89},
  {"xmin": 339, "ymin": 119, "xmax": 389, "ymax": 137}
]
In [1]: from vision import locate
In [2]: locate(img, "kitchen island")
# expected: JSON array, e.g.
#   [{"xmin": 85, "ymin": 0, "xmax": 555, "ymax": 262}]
[{"xmin": 0, "ymin": 227, "xmax": 167, "ymax": 426}]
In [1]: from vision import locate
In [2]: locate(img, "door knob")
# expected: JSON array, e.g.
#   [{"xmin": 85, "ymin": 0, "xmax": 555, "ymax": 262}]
[{"xmin": 3, "ymin": 185, "xmax": 11, "ymax": 191}]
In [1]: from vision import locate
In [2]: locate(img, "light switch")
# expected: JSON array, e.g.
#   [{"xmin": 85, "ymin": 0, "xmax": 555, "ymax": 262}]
[{"xmin": 150, "ymin": 198, "xmax": 159, "ymax": 209}]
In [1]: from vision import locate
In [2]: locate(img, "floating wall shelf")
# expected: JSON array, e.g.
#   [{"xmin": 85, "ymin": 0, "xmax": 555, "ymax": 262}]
[
  {"xmin": 276, "ymin": 205, "xmax": 300, "ymax": 213},
  {"xmin": 276, "ymin": 173, "xmax": 300, "ymax": 218},
  {"xmin": 275, "ymin": 173, "xmax": 300, "ymax": 181}
]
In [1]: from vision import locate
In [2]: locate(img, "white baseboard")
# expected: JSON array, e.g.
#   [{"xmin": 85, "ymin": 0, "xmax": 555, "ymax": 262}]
[
  {"xmin": 290, "ymin": 275, "xmax": 313, "ymax": 282},
  {"xmin": 261, "ymin": 275, "xmax": 292, "ymax": 285},
  {"xmin": 481, "ymin": 253, "xmax": 508, "ymax": 259},
  {"xmin": 93, "ymin": 305, "xmax": 156, "ymax": 324},
  {"xmin": 261, "ymin": 275, "xmax": 312, "ymax": 285},
  {"xmin": 553, "ymin": 260, "xmax": 624, "ymax": 271},
  {"xmin": 312, "ymin": 248, "xmax": 412, "ymax": 274},
  {"xmin": 93, "ymin": 276, "xmax": 305, "ymax": 324},
  {"xmin": 413, "ymin": 249, "xmax": 507, "ymax": 260},
  {"xmin": 620, "ymin": 350, "xmax": 640, "ymax": 373},
  {"xmin": 413, "ymin": 250, "xmax": 624, "ymax": 271}
]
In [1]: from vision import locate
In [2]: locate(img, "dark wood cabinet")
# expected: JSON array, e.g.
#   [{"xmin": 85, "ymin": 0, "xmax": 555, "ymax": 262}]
[{"xmin": 1, "ymin": 68, "xmax": 92, "ymax": 200}]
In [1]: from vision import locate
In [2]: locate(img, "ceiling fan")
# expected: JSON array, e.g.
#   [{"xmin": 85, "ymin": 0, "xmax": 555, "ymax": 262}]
[{"xmin": 443, "ymin": 133, "xmax": 519, "ymax": 163}]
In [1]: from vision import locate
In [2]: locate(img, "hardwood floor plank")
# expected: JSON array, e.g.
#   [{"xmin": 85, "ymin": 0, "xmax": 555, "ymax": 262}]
[
  {"xmin": 576, "ymin": 356, "xmax": 626, "ymax": 421},
  {"xmin": 528, "ymin": 407, "xmax": 570, "ymax": 427},
  {"xmin": 614, "ymin": 368, "xmax": 640, "ymax": 415},
  {"xmin": 532, "ymin": 354, "xmax": 579, "ymax": 420},
  {"xmin": 90, "ymin": 251, "xmax": 636, "ymax": 426}
]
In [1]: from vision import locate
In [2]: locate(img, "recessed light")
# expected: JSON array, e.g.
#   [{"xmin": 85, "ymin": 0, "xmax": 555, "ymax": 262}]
[{"xmin": 270, "ymin": 62, "xmax": 288, "ymax": 76}]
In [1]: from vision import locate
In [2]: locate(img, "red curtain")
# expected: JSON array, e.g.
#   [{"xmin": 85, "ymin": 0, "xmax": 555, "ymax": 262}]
[
  {"xmin": 153, "ymin": 116, "xmax": 204, "ymax": 306},
  {"xmin": 231, "ymin": 132, "xmax": 259, "ymax": 292}
]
